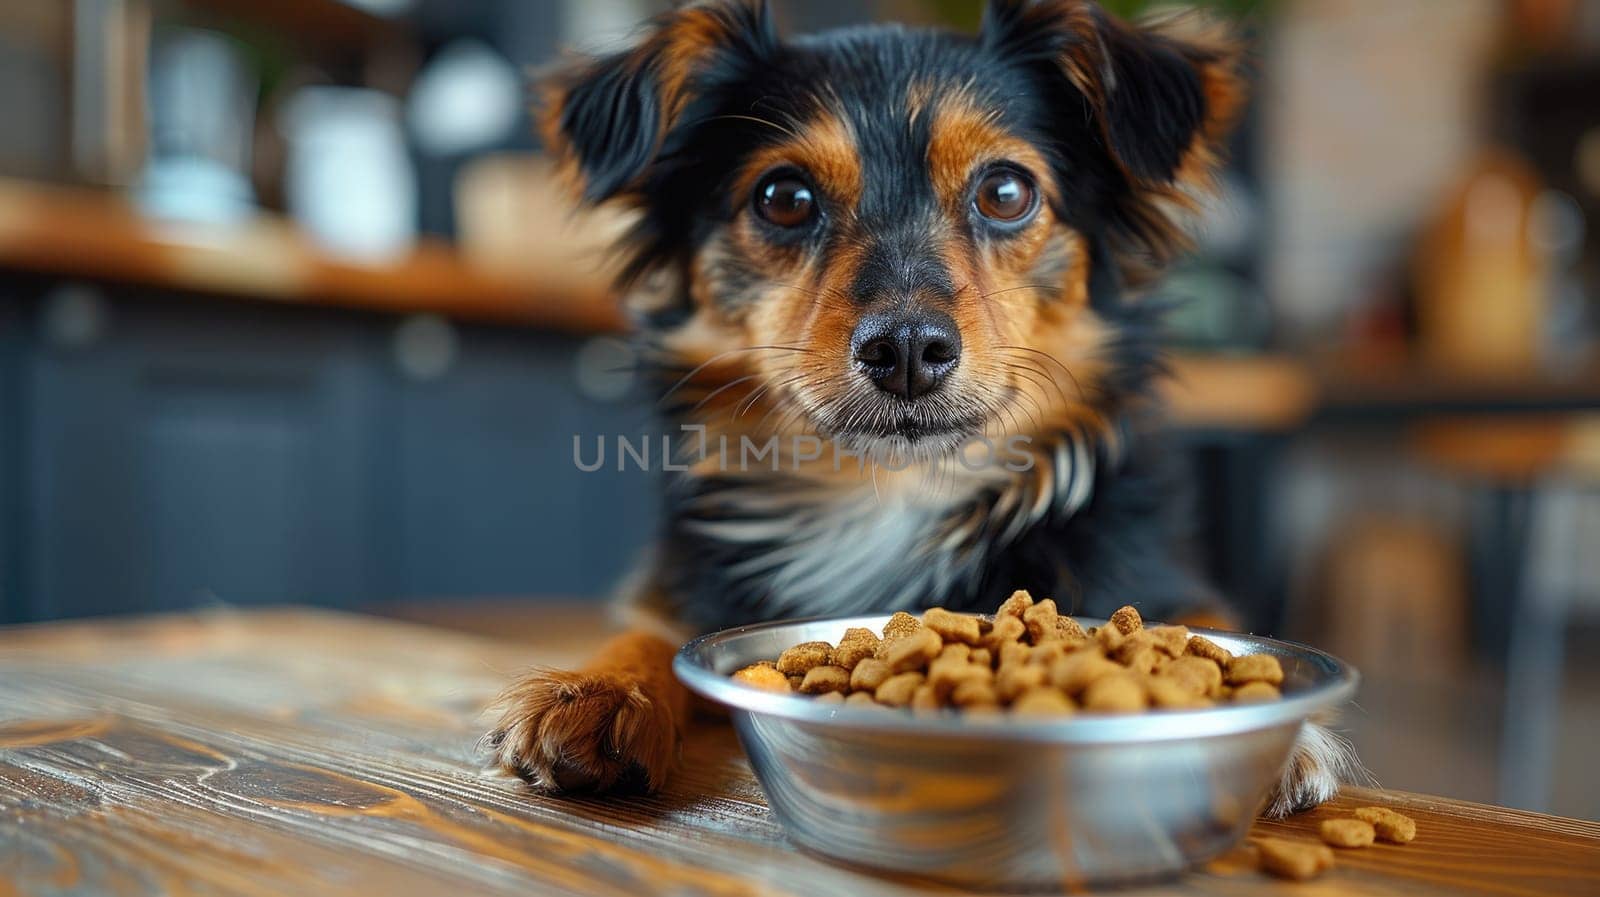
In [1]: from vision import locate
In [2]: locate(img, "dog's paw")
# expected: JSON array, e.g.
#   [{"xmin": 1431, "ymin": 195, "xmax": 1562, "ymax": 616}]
[
  {"xmin": 481, "ymin": 669, "xmax": 679, "ymax": 794},
  {"xmin": 1261, "ymin": 719, "xmax": 1366, "ymax": 818}
]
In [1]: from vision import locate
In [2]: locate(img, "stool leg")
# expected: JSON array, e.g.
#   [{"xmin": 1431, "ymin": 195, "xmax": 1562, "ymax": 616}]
[
  {"xmin": 1497, "ymin": 485, "xmax": 1574, "ymax": 812},
  {"xmin": 1471, "ymin": 486, "xmax": 1533, "ymax": 660}
]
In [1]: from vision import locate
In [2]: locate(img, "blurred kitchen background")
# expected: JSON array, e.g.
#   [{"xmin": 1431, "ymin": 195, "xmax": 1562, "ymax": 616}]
[{"xmin": 0, "ymin": 0, "xmax": 1597, "ymax": 818}]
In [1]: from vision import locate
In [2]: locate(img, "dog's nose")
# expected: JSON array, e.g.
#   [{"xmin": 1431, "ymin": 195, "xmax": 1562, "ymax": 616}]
[{"xmin": 851, "ymin": 311, "xmax": 961, "ymax": 400}]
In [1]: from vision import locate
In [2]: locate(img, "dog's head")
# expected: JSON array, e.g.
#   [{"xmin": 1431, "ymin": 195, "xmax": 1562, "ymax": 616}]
[{"xmin": 543, "ymin": 0, "xmax": 1244, "ymax": 457}]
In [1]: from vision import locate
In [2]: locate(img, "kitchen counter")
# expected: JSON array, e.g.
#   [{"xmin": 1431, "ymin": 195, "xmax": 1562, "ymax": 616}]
[{"xmin": 0, "ymin": 177, "xmax": 624, "ymax": 333}]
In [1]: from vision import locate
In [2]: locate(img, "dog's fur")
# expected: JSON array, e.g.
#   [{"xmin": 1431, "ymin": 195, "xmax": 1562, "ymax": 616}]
[{"xmin": 485, "ymin": 0, "xmax": 1360, "ymax": 816}]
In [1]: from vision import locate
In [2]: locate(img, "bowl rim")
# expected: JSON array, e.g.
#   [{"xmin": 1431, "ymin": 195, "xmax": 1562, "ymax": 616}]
[{"xmin": 674, "ymin": 614, "xmax": 1359, "ymax": 744}]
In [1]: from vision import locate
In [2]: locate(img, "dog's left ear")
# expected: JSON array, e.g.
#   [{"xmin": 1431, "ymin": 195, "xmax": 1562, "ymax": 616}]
[{"xmin": 983, "ymin": 0, "xmax": 1246, "ymax": 194}]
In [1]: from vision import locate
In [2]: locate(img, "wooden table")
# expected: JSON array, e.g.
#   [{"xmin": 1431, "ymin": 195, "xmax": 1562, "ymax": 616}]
[{"xmin": 1, "ymin": 610, "xmax": 1595, "ymax": 896}]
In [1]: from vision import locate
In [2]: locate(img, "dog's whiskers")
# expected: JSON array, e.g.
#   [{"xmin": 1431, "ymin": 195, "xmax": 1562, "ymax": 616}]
[
  {"xmin": 997, "ymin": 358, "xmax": 1074, "ymax": 411},
  {"xmin": 656, "ymin": 345, "xmax": 810, "ymax": 406},
  {"xmin": 706, "ymin": 112, "xmax": 801, "ymax": 141},
  {"xmin": 998, "ymin": 345, "xmax": 1084, "ymax": 397}
]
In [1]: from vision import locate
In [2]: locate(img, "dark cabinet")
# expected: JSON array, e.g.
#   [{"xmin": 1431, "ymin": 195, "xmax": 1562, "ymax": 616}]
[
  {"xmin": 2, "ymin": 283, "xmax": 655, "ymax": 623},
  {"xmin": 1, "ymin": 299, "xmax": 20, "ymax": 621},
  {"xmin": 384, "ymin": 326, "xmax": 657, "ymax": 601}
]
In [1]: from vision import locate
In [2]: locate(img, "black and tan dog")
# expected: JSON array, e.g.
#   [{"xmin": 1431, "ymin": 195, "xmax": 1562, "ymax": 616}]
[{"xmin": 485, "ymin": 0, "xmax": 1357, "ymax": 817}]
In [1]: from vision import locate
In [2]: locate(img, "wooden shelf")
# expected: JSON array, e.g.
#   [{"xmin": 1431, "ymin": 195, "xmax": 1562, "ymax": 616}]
[
  {"xmin": 1163, "ymin": 354, "xmax": 1319, "ymax": 431},
  {"xmin": 1164, "ymin": 353, "xmax": 1600, "ymax": 431},
  {"xmin": 1318, "ymin": 357, "xmax": 1600, "ymax": 415},
  {"xmin": 177, "ymin": 0, "xmax": 402, "ymax": 50},
  {"xmin": 0, "ymin": 178, "xmax": 626, "ymax": 334}
]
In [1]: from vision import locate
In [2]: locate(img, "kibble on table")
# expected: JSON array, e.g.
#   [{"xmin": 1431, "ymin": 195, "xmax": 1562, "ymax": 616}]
[
  {"xmin": 1354, "ymin": 807, "xmax": 1419, "ymax": 844},
  {"xmin": 1256, "ymin": 838, "xmax": 1335, "ymax": 881},
  {"xmin": 1321, "ymin": 818, "xmax": 1377, "ymax": 848}
]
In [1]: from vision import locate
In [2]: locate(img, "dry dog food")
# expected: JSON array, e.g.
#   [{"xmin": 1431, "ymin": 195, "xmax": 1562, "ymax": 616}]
[
  {"xmin": 1256, "ymin": 837, "xmax": 1335, "ymax": 881},
  {"xmin": 1252, "ymin": 805, "xmax": 1419, "ymax": 883},
  {"xmin": 728, "ymin": 591, "xmax": 1288, "ymax": 714},
  {"xmin": 1246, "ymin": 806, "xmax": 1421, "ymax": 886},
  {"xmin": 730, "ymin": 661, "xmax": 791, "ymax": 693},
  {"xmin": 1353, "ymin": 806, "xmax": 1418, "ymax": 844},
  {"xmin": 1319, "ymin": 818, "xmax": 1376, "ymax": 848}
]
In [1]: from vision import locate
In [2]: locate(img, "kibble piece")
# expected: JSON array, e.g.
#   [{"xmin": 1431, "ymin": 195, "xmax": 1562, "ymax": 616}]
[
  {"xmin": 1321, "ymin": 818, "xmax": 1376, "ymax": 848},
  {"xmin": 907, "ymin": 684, "xmax": 941, "ymax": 713},
  {"xmin": 844, "ymin": 691, "xmax": 878, "ymax": 708},
  {"xmin": 1050, "ymin": 652, "xmax": 1124, "ymax": 695},
  {"xmin": 1053, "ymin": 615, "xmax": 1089, "ymax": 643},
  {"xmin": 798, "ymin": 664, "xmax": 851, "ymax": 695},
  {"xmin": 1113, "ymin": 629, "xmax": 1151, "ymax": 658},
  {"xmin": 996, "ymin": 662, "xmax": 1048, "ymax": 701},
  {"xmin": 1232, "ymin": 681, "xmax": 1281, "ymax": 703},
  {"xmin": 1082, "ymin": 673, "xmax": 1147, "ymax": 713},
  {"xmin": 883, "ymin": 626, "xmax": 943, "ymax": 673},
  {"xmin": 1186, "ymin": 634, "xmax": 1233, "ymax": 666},
  {"xmin": 831, "ymin": 628, "xmax": 880, "ymax": 670},
  {"xmin": 1026, "ymin": 641, "xmax": 1070, "ymax": 668},
  {"xmin": 776, "ymin": 641, "xmax": 833, "ymax": 676},
  {"xmin": 1096, "ymin": 622, "xmax": 1127, "ymax": 653},
  {"xmin": 1022, "ymin": 599, "xmax": 1061, "ymax": 643},
  {"xmin": 874, "ymin": 671, "xmax": 925, "ymax": 706},
  {"xmin": 1126, "ymin": 642, "xmax": 1164, "ymax": 671},
  {"xmin": 1147, "ymin": 625, "xmax": 1190, "ymax": 657},
  {"xmin": 969, "ymin": 647, "xmax": 992, "ymax": 667},
  {"xmin": 1108, "ymin": 604, "xmax": 1144, "ymax": 635},
  {"xmin": 787, "ymin": 675, "xmax": 804, "ymax": 689},
  {"xmin": 1162, "ymin": 656, "xmax": 1224, "ymax": 697},
  {"xmin": 1147, "ymin": 675, "xmax": 1213, "ymax": 709},
  {"xmin": 996, "ymin": 589, "xmax": 1035, "ymax": 619},
  {"xmin": 881, "ymin": 611, "xmax": 922, "ymax": 640},
  {"xmin": 849, "ymin": 657, "xmax": 893, "ymax": 692},
  {"xmin": 937, "ymin": 642, "xmax": 972, "ymax": 662},
  {"xmin": 998, "ymin": 641, "xmax": 1032, "ymax": 669},
  {"xmin": 732, "ymin": 662, "xmax": 793, "ymax": 693},
  {"xmin": 951, "ymin": 678, "xmax": 1001, "ymax": 709},
  {"xmin": 1256, "ymin": 838, "xmax": 1334, "ymax": 881},
  {"xmin": 1353, "ymin": 807, "xmax": 1417, "ymax": 844},
  {"xmin": 923, "ymin": 607, "xmax": 983, "ymax": 645},
  {"xmin": 984, "ymin": 614, "xmax": 1027, "ymax": 650},
  {"xmin": 1227, "ymin": 653, "xmax": 1285, "ymax": 686},
  {"xmin": 928, "ymin": 653, "xmax": 987, "ymax": 699},
  {"xmin": 1011, "ymin": 687, "xmax": 1076, "ymax": 716}
]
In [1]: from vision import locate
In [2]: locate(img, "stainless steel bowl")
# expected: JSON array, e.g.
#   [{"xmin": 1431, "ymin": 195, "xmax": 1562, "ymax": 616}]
[{"xmin": 675, "ymin": 615, "xmax": 1358, "ymax": 889}]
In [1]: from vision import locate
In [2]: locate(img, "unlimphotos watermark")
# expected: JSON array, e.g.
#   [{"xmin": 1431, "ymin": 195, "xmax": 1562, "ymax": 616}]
[{"xmin": 573, "ymin": 425, "xmax": 1035, "ymax": 473}]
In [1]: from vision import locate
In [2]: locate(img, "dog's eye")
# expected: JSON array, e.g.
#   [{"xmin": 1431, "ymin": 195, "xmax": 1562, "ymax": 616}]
[
  {"xmin": 755, "ymin": 174, "xmax": 816, "ymax": 228},
  {"xmin": 974, "ymin": 170, "xmax": 1036, "ymax": 223}
]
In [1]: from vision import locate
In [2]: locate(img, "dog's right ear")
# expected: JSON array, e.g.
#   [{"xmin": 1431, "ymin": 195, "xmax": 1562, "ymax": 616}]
[{"xmin": 540, "ymin": 0, "xmax": 777, "ymax": 204}]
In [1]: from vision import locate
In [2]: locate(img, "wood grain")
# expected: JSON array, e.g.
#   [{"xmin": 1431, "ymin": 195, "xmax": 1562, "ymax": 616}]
[{"xmin": 1, "ymin": 609, "xmax": 1595, "ymax": 896}]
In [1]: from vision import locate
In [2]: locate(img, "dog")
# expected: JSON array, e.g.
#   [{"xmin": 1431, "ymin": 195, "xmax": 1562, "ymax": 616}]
[{"xmin": 484, "ymin": 0, "xmax": 1359, "ymax": 817}]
